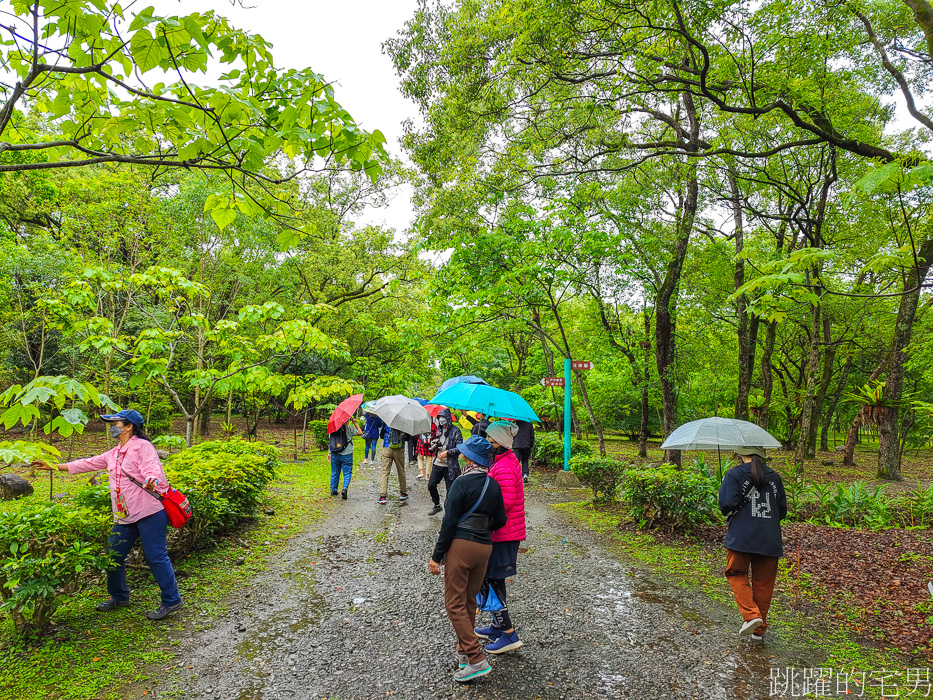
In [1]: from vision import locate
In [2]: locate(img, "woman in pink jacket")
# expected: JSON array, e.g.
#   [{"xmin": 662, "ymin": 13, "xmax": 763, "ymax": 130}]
[{"xmin": 474, "ymin": 420, "xmax": 526, "ymax": 654}]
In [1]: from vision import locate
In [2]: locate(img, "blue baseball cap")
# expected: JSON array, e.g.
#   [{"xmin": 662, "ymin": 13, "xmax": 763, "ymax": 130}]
[
  {"xmin": 100, "ymin": 409, "xmax": 145, "ymax": 427},
  {"xmin": 458, "ymin": 435, "xmax": 491, "ymax": 467}
]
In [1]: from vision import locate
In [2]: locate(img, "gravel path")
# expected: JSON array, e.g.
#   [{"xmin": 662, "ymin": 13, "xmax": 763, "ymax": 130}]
[{"xmin": 171, "ymin": 461, "xmax": 826, "ymax": 699}]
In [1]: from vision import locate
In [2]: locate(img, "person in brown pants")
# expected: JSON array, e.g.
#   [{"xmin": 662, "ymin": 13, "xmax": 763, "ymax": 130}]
[
  {"xmin": 718, "ymin": 446, "xmax": 787, "ymax": 639},
  {"xmin": 429, "ymin": 436, "xmax": 506, "ymax": 683},
  {"xmin": 378, "ymin": 425, "xmax": 408, "ymax": 505}
]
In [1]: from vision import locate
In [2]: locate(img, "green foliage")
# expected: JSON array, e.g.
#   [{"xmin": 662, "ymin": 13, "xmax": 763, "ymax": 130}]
[
  {"xmin": 569, "ymin": 456, "xmax": 628, "ymax": 503},
  {"xmin": 0, "ymin": 503, "xmax": 112, "ymax": 636},
  {"xmin": 144, "ymin": 394, "xmax": 175, "ymax": 436},
  {"xmin": 307, "ymin": 420, "xmax": 330, "ymax": 451},
  {"xmin": 151, "ymin": 435, "xmax": 187, "ymax": 452},
  {"xmin": 620, "ymin": 463, "xmax": 720, "ymax": 530},
  {"xmin": 532, "ymin": 432, "xmax": 594, "ymax": 468},
  {"xmin": 162, "ymin": 439, "xmax": 279, "ymax": 543}
]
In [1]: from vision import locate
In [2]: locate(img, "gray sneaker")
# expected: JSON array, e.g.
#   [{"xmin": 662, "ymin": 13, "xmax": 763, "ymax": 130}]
[
  {"xmin": 95, "ymin": 598, "xmax": 130, "ymax": 612},
  {"xmin": 458, "ymin": 654, "xmax": 468, "ymax": 669},
  {"xmin": 739, "ymin": 617, "xmax": 763, "ymax": 637},
  {"xmin": 454, "ymin": 659, "xmax": 491, "ymax": 682},
  {"xmin": 146, "ymin": 601, "xmax": 184, "ymax": 620}
]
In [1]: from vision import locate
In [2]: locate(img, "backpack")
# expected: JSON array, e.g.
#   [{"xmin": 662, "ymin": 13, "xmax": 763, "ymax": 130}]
[
  {"xmin": 329, "ymin": 425, "xmax": 350, "ymax": 453},
  {"xmin": 388, "ymin": 428, "xmax": 404, "ymax": 449}
]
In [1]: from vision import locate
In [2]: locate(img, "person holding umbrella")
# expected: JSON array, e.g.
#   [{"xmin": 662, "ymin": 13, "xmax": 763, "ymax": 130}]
[
  {"xmin": 719, "ymin": 446, "xmax": 787, "ymax": 640},
  {"xmin": 475, "ymin": 420, "xmax": 525, "ymax": 654},
  {"xmin": 328, "ymin": 394, "xmax": 363, "ymax": 500},
  {"xmin": 370, "ymin": 396, "xmax": 430, "ymax": 505},
  {"xmin": 428, "ymin": 436, "xmax": 506, "ymax": 683},
  {"xmin": 362, "ymin": 411, "xmax": 383, "ymax": 465},
  {"xmin": 430, "ymin": 407, "xmax": 463, "ymax": 516}
]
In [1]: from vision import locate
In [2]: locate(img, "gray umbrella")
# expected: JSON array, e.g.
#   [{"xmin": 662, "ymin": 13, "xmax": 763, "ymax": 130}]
[
  {"xmin": 370, "ymin": 395, "xmax": 432, "ymax": 435},
  {"xmin": 661, "ymin": 417, "xmax": 782, "ymax": 451}
]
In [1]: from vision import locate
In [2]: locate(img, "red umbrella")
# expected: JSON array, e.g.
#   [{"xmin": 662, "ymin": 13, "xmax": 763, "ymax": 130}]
[
  {"xmin": 328, "ymin": 394, "xmax": 364, "ymax": 433},
  {"xmin": 424, "ymin": 404, "xmax": 446, "ymax": 418}
]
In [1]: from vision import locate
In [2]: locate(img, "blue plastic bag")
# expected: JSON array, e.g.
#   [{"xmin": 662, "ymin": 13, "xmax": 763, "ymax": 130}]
[{"xmin": 476, "ymin": 585, "xmax": 504, "ymax": 612}]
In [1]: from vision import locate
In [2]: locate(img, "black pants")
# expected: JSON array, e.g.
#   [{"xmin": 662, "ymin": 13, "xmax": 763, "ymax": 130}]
[
  {"xmin": 513, "ymin": 447, "xmax": 531, "ymax": 476},
  {"xmin": 480, "ymin": 577, "xmax": 512, "ymax": 630},
  {"xmin": 428, "ymin": 464, "xmax": 457, "ymax": 506}
]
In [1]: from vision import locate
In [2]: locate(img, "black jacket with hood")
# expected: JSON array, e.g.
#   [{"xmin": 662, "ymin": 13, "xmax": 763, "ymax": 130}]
[{"xmin": 431, "ymin": 408, "xmax": 463, "ymax": 473}]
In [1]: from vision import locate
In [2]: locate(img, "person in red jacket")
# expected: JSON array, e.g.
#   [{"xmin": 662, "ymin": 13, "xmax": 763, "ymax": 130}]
[{"xmin": 474, "ymin": 420, "xmax": 526, "ymax": 653}]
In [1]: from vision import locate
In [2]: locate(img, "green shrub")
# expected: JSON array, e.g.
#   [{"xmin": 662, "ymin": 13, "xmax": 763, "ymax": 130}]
[
  {"xmin": 164, "ymin": 439, "xmax": 279, "ymax": 543},
  {"xmin": 151, "ymin": 434, "xmax": 186, "ymax": 452},
  {"xmin": 144, "ymin": 394, "xmax": 175, "ymax": 436},
  {"xmin": 620, "ymin": 463, "xmax": 719, "ymax": 529},
  {"xmin": 307, "ymin": 420, "xmax": 329, "ymax": 451},
  {"xmin": 570, "ymin": 456, "xmax": 628, "ymax": 503},
  {"xmin": 533, "ymin": 432, "xmax": 594, "ymax": 468},
  {"xmin": 0, "ymin": 503, "xmax": 113, "ymax": 636}
]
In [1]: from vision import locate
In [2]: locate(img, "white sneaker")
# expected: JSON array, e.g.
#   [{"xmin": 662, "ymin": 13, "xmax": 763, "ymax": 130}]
[{"xmin": 739, "ymin": 617, "xmax": 763, "ymax": 637}]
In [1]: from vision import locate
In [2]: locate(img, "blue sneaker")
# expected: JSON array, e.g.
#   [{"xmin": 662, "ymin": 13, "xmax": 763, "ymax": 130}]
[
  {"xmin": 485, "ymin": 629, "xmax": 522, "ymax": 654},
  {"xmin": 475, "ymin": 625, "xmax": 503, "ymax": 641}
]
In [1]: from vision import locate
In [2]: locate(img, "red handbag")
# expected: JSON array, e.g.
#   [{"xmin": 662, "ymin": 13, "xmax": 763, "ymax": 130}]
[{"xmin": 123, "ymin": 471, "xmax": 193, "ymax": 528}]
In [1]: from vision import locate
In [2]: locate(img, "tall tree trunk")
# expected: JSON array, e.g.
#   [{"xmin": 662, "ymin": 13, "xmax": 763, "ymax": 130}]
[
  {"xmin": 758, "ymin": 321, "xmax": 777, "ymax": 429},
  {"xmin": 807, "ymin": 313, "xmax": 835, "ymax": 454},
  {"xmin": 820, "ymin": 356, "xmax": 852, "ymax": 452},
  {"xmin": 729, "ymin": 168, "xmax": 758, "ymax": 421},
  {"xmin": 877, "ymin": 238, "xmax": 933, "ymax": 480},
  {"xmin": 638, "ymin": 311, "xmax": 651, "ymax": 458},
  {"xmin": 796, "ymin": 300, "xmax": 822, "ymax": 462}
]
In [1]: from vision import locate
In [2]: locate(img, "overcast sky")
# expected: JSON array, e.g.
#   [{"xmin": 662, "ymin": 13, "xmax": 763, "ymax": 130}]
[{"xmin": 150, "ymin": 0, "xmax": 422, "ymax": 234}]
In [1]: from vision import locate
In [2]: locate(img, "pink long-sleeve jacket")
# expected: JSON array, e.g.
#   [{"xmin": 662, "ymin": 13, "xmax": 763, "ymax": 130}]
[
  {"xmin": 488, "ymin": 449, "xmax": 526, "ymax": 542},
  {"xmin": 66, "ymin": 436, "xmax": 169, "ymax": 524}
]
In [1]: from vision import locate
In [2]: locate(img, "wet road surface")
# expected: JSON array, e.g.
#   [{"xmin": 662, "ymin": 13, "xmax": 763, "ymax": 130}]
[{"xmin": 171, "ymin": 462, "xmax": 827, "ymax": 699}]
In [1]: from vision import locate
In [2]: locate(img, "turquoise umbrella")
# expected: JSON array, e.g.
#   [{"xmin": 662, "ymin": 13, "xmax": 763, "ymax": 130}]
[{"xmin": 429, "ymin": 383, "xmax": 539, "ymax": 422}]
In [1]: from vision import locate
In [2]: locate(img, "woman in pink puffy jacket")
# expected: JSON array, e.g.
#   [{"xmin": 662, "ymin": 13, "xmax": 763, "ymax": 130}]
[{"xmin": 474, "ymin": 420, "xmax": 526, "ymax": 654}]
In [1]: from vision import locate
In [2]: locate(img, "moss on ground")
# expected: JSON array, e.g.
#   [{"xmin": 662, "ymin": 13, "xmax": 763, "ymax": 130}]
[
  {"xmin": 0, "ymin": 445, "xmax": 335, "ymax": 700},
  {"xmin": 554, "ymin": 500, "xmax": 913, "ymax": 698}
]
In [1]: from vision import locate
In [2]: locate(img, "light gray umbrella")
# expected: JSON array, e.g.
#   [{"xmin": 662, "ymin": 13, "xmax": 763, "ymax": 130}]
[
  {"xmin": 661, "ymin": 417, "xmax": 782, "ymax": 451},
  {"xmin": 370, "ymin": 395, "xmax": 432, "ymax": 435}
]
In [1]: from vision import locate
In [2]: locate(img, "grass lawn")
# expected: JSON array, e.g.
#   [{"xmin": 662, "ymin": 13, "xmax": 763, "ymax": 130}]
[{"xmin": 0, "ymin": 423, "xmax": 338, "ymax": 700}]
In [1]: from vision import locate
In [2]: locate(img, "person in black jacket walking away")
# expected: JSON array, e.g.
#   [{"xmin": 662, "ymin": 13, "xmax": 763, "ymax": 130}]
[
  {"xmin": 428, "ymin": 436, "xmax": 506, "ymax": 683},
  {"xmin": 718, "ymin": 446, "xmax": 787, "ymax": 640}
]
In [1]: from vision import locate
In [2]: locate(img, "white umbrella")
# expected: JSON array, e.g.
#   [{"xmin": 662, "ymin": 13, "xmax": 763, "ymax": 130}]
[
  {"xmin": 661, "ymin": 417, "xmax": 782, "ymax": 451},
  {"xmin": 370, "ymin": 395, "xmax": 432, "ymax": 435}
]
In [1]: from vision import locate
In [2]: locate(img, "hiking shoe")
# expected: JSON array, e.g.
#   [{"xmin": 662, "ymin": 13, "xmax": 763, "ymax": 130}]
[
  {"xmin": 751, "ymin": 632, "xmax": 765, "ymax": 641},
  {"xmin": 458, "ymin": 654, "xmax": 468, "ymax": 669},
  {"xmin": 486, "ymin": 629, "xmax": 522, "ymax": 654},
  {"xmin": 341, "ymin": 489, "xmax": 348, "ymax": 500},
  {"xmin": 739, "ymin": 617, "xmax": 763, "ymax": 637},
  {"xmin": 146, "ymin": 601, "xmax": 183, "ymax": 620},
  {"xmin": 523, "ymin": 474, "xmax": 529, "ymax": 484},
  {"xmin": 475, "ymin": 625, "xmax": 503, "ymax": 641},
  {"xmin": 400, "ymin": 493, "xmax": 409, "ymax": 501},
  {"xmin": 417, "ymin": 473, "xmax": 424, "ymax": 480},
  {"xmin": 378, "ymin": 495, "xmax": 387, "ymax": 505},
  {"xmin": 96, "ymin": 598, "xmax": 130, "ymax": 612},
  {"xmin": 454, "ymin": 659, "xmax": 491, "ymax": 682},
  {"xmin": 331, "ymin": 490, "xmax": 338, "ymax": 496},
  {"xmin": 429, "ymin": 504, "xmax": 443, "ymax": 516}
]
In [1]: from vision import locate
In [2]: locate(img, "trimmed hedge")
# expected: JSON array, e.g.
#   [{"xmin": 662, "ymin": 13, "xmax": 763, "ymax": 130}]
[
  {"xmin": 533, "ymin": 432, "xmax": 594, "ymax": 468},
  {"xmin": 569, "ymin": 456, "xmax": 629, "ymax": 503},
  {"xmin": 2, "ymin": 439, "xmax": 280, "ymax": 636},
  {"xmin": 620, "ymin": 463, "xmax": 719, "ymax": 529}
]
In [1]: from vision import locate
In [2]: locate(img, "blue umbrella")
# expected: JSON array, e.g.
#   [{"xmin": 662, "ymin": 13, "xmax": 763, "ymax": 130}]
[
  {"xmin": 439, "ymin": 375, "xmax": 490, "ymax": 392},
  {"xmin": 429, "ymin": 383, "xmax": 539, "ymax": 422},
  {"xmin": 411, "ymin": 397, "xmax": 429, "ymax": 405}
]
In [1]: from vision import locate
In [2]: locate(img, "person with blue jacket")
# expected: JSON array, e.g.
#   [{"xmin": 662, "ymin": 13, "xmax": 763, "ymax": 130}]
[
  {"xmin": 718, "ymin": 446, "xmax": 787, "ymax": 640},
  {"xmin": 362, "ymin": 412, "xmax": 383, "ymax": 465}
]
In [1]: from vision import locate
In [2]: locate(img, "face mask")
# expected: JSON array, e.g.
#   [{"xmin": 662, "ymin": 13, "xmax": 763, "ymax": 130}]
[
  {"xmin": 109, "ymin": 424, "xmax": 123, "ymax": 439},
  {"xmin": 438, "ymin": 418, "xmax": 448, "ymax": 426}
]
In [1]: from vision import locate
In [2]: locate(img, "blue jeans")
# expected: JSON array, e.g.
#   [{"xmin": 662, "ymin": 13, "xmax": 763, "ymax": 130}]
[
  {"xmin": 107, "ymin": 509, "xmax": 182, "ymax": 607},
  {"xmin": 364, "ymin": 438, "xmax": 378, "ymax": 459},
  {"xmin": 331, "ymin": 452, "xmax": 353, "ymax": 491}
]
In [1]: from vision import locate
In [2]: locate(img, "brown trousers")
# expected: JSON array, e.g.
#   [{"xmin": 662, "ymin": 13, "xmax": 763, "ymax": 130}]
[
  {"xmin": 444, "ymin": 538, "xmax": 492, "ymax": 664},
  {"xmin": 379, "ymin": 446, "xmax": 407, "ymax": 496},
  {"xmin": 725, "ymin": 549, "xmax": 779, "ymax": 634}
]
